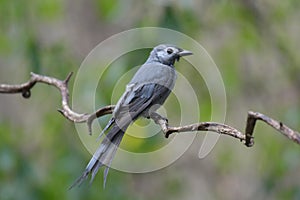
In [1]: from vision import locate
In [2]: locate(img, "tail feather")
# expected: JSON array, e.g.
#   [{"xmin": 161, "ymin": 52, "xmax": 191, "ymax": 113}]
[
  {"xmin": 102, "ymin": 133, "xmax": 124, "ymax": 187},
  {"xmin": 90, "ymin": 160, "xmax": 103, "ymax": 184},
  {"xmin": 70, "ymin": 123, "xmax": 126, "ymax": 189},
  {"xmin": 97, "ymin": 118, "xmax": 115, "ymax": 141}
]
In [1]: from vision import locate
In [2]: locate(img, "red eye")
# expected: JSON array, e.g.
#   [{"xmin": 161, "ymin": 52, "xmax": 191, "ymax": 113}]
[{"xmin": 167, "ymin": 48, "xmax": 173, "ymax": 54}]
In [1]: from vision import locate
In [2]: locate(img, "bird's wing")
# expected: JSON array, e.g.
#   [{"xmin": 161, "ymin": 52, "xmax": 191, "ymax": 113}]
[
  {"xmin": 99, "ymin": 83, "xmax": 137, "ymax": 138},
  {"xmin": 116, "ymin": 82, "xmax": 171, "ymax": 121},
  {"xmin": 112, "ymin": 83, "xmax": 135, "ymax": 119},
  {"xmin": 100, "ymin": 81, "xmax": 170, "ymax": 138}
]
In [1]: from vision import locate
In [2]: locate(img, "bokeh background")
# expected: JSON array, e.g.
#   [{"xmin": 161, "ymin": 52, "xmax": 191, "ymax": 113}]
[{"xmin": 0, "ymin": 0, "xmax": 300, "ymax": 200}]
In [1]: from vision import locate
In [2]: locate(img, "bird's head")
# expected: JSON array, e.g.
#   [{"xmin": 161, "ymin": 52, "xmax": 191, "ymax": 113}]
[{"xmin": 147, "ymin": 44, "xmax": 193, "ymax": 66}]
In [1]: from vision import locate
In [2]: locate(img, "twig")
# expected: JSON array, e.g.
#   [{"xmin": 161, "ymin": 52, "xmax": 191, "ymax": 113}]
[
  {"xmin": 150, "ymin": 111, "xmax": 300, "ymax": 147},
  {"xmin": 245, "ymin": 111, "xmax": 300, "ymax": 146},
  {"xmin": 150, "ymin": 112, "xmax": 247, "ymax": 144},
  {"xmin": 0, "ymin": 72, "xmax": 114, "ymax": 134},
  {"xmin": 1, "ymin": 72, "xmax": 300, "ymax": 147},
  {"xmin": 86, "ymin": 105, "xmax": 114, "ymax": 134}
]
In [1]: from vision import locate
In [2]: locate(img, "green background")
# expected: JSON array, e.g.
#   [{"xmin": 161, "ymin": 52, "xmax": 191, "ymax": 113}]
[{"xmin": 0, "ymin": 0, "xmax": 300, "ymax": 199}]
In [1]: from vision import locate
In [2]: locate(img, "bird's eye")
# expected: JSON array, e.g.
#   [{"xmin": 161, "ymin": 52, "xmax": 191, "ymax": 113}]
[{"xmin": 167, "ymin": 48, "xmax": 173, "ymax": 54}]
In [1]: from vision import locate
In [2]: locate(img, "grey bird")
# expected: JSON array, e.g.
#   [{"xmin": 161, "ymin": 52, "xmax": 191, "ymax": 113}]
[{"xmin": 70, "ymin": 44, "xmax": 192, "ymax": 188}]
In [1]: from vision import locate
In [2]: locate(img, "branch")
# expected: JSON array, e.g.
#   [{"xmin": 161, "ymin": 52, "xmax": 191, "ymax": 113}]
[
  {"xmin": 150, "ymin": 112, "xmax": 248, "ymax": 145},
  {"xmin": 1, "ymin": 72, "xmax": 300, "ymax": 147},
  {"xmin": 245, "ymin": 111, "xmax": 300, "ymax": 146},
  {"xmin": 150, "ymin": 111, "xmax": 300, "ymax": 147},
  {"xmin": 0, "ymin": 72, "xmax": 114, "ymax": 134}
]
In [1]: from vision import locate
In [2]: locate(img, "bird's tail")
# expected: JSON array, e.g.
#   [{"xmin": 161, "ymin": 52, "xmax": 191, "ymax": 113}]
[{"xmin": 69, "ymin": 123, "xmax": 128, "ymax": 189}]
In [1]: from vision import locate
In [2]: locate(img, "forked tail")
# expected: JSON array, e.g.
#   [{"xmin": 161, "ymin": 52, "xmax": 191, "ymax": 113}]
[{"xmin": 69, "ymin": 124, "xmax": 127, "ymax": 189}]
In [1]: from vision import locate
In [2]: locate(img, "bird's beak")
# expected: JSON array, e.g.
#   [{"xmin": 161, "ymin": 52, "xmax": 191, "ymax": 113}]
[{"xmin": 177, "ymin": 49, "xmax": 193, "ymax": 57}]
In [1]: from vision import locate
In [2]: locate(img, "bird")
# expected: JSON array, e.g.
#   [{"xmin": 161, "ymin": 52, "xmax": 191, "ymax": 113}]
[{"xmin": 70, "ymin": 44, "xmax": 193, "ymax": 188}]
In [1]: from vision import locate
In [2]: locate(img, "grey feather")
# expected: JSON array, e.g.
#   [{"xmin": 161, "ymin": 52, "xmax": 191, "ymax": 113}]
[
  {"xmin": 70, "ymin": 44, "xmax": 192, "ymax": 188},
  {"xmin": 97, "ymin": 118, "xmax": 115, "ymax": 140}
]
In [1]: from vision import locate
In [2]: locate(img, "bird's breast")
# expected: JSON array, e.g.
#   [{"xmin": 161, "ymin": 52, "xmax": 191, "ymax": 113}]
[{"xmin": 129, "ymin": 63, "xmax": 176, "ymax": 90}]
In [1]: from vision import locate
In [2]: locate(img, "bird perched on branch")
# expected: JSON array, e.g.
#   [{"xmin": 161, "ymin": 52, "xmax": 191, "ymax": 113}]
[{"xmin": 70, "ymin": 44, "xmax": 193, "ymax": 188}]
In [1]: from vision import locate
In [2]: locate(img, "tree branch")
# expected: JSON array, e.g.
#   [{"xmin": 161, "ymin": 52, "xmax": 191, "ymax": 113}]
[
  {"xmin": 150, "ymin": 110, "xmax": 300, "ymax": 147},
  {"xmin": 245, "ymin": 111, "xmax": 300, "ymax": 146},
  {"xmin": 1, "ymin": 72, "xmax": 300, "ymax": 147},
  {"xmin": 150, "ymin": 112, "xmax": 248, "ymax": 145},
  {"xmin": 0, "ymin": 72, "xmax": 114, "ymax": 134}
]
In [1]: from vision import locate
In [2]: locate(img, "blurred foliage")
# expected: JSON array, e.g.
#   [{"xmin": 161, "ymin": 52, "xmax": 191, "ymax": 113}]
[{"xmin": 0, "ymin": 0, "xmax": 300, "ymax": 200}]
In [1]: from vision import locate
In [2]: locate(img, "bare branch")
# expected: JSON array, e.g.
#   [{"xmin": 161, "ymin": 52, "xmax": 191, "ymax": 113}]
[
  {"xmin": 150, "ymin": 112, "xmax": 247, "ymax": 144},
  {"xmin": 1, "ymin": 72, "xmax": 300, "ymax": 147},
  {"xmin": 86, "ymin": 105, "xmax": 115, "ymax": 134},
  {"xmin": 245, "ymin": 111, "xmax": 300, "ymax": 146},
  {"xmin": 150, "ymin": 111, "xmax": 300, "ymax": 147},
  {"xmin": 0, "ymin": 72, "xmax": 113, "ymax": 133}
]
